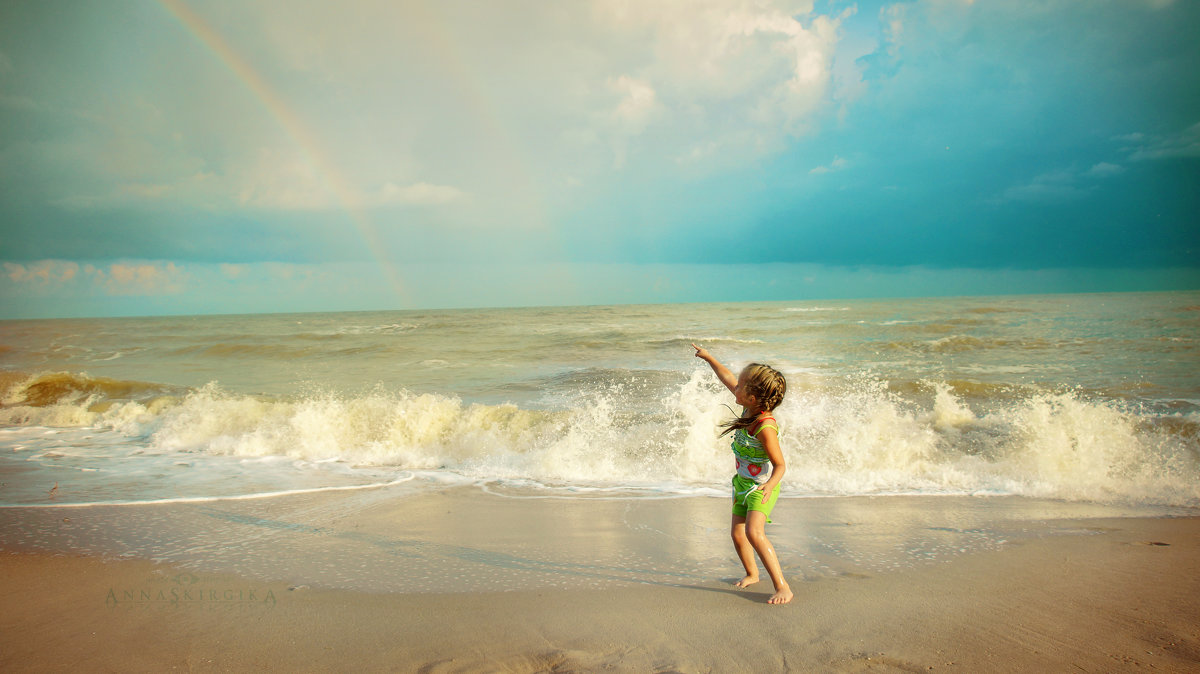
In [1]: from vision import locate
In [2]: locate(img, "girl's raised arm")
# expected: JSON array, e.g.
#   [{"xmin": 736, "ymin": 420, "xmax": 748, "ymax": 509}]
[{"xmin": 692, "ymin": 343, "xmax": 738, "ymax": 393}]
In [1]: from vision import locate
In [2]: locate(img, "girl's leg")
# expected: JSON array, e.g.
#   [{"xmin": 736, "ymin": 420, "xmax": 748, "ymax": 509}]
[
  {"xmin": 744, "ymin": 511, "xmax": 793, "ymax": 604},
  {"xmin": 730, "ymin": 514, "xmax": 760, "ymax": 588}
]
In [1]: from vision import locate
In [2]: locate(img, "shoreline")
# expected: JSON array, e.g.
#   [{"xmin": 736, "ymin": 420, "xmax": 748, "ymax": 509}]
[{"xmin": 2, "ymin": 490, "xmax": 1198, "ymax": 671}]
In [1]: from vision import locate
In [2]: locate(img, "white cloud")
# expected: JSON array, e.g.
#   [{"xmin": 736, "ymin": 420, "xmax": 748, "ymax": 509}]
[
  {"xmin": 880, "ymin": 4, "xmax": 908, "ymax": 57},
  {"xmin": 234, "ymin": 149, "xmax": 464, "ymax": 211},
  {"xmin": 236, "ymin": 151, "xmax": 336, "ymax": 210},
  {"xmin": 596, "ymin": 1, "xmax": 812, "ymax": 97},
  {"xmin": 609, "ymin": 75, "xmax": 658, "ymax": 132},
  {"xmin": 1125, "ymin": 122, "xmax": 1200, "ymax": 161},
  {"xmin": 998, "ymin": 169, "xmax": 1090, "ymax": 203},
  {"xmin": 998, "ymin": 157, "xmax": 1134, "ymax": 204},
  {"xmin": 810, "ymin": 156, "xmax": 849, "ymax": 174},
  {"xmin": 588, "ymin": 0, "xmax": 845, "ymax": 155},
  {"xmin": 605, "ymin": 74, "xmax": 660, "ymax": 168},
  {"xmin": 1087, "ymin": 162, "xmax": 1124, "ymax": 177}
]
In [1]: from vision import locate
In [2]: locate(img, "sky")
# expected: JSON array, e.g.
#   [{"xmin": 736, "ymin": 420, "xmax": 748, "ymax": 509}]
[{"xmin": 1, "ymin": 0, "xmax": 1198, "ymax": 319}]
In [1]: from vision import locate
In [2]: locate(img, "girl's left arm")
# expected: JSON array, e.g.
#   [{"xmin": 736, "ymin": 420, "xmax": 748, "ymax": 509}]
[{"xmin": 757, "ymin": 426, "xmax": 786, "ymax": 493}]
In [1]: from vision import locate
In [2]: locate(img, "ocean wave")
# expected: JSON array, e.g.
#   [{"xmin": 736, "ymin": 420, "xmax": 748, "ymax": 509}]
[
  {"xmin": 892, "ymin": 318, "xmax": 994, "ymax": 332},
  {"xmin": 653, "ymin": 336, "xmax": 765, "ymax": 347},
  {"xmin": 330, "ymin": 323, "xmax": 420, "ymax": 337},
  {"xmin": 885, "ymin": 335, "xmax": 1056, "ymax": 353},
  {"xmin": 966, "ymin": 306, "xmax": 1033, "ymax": 314},
  {"xmin": 167, "ymin": 343, "xmax": 321, "ymax": 359},
  {"xmin": 2, "ymin": 370, "xmax": 1197, "ymax": 507},
  {"xmin": 1, "ymin": 371, "xmax": 177, "ymax": 409},
  {"xmin": 883, "ymin": 378, "xmax": 1032, "ymax": 400}
]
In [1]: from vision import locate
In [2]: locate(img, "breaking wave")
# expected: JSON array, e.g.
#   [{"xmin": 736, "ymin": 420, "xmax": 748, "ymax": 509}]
[{"xmin": 2, "ymin": 370, "xmax": 1198, "ymax": 507}]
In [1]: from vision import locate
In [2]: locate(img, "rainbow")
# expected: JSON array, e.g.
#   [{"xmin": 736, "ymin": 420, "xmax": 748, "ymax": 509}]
[{"xmin": 155, "ymin": 0, "xmax": 408, "ymax": 303}]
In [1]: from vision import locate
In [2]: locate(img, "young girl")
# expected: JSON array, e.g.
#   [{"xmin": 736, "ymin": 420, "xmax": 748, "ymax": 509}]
[{"xmin": 693, "ymin": 343, "xmax": 793, "ymax": 605}]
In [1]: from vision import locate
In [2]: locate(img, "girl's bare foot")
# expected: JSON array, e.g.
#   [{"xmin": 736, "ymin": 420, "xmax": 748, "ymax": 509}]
[
  {"xmin": 734, "ymin": 574, "xmax": 760, "ymax": 589},
  {"xmin": 767, "ymin": 585, "xmax": 793, "ymax": 604}
]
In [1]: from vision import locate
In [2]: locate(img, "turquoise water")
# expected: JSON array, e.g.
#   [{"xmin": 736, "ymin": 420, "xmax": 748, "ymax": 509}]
[{"xmin": 1, "ymin": 292, "xmax": 1197, "ymax": 507}]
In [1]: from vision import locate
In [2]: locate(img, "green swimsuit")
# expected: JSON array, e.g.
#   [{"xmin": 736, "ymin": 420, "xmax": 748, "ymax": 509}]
[{"xmin": 730, "ymin": 414, "xmax": 780, "ymax": 520}]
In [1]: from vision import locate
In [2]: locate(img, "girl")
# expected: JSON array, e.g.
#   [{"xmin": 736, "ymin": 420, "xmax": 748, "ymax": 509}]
[{"xmin": 693, "ymin": 343, "xmax": 792, "ymax": 605}]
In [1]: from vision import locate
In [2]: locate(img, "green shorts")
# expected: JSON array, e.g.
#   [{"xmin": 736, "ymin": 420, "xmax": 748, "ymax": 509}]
[{"xmin": 732, "ymin": 475, "xmax": 779, "ymax": 521}]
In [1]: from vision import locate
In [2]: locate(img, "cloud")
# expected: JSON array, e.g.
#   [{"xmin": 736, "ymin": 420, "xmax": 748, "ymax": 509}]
[
  {"xmin": 2, "ymin": 259, "xmax": 187, "ymax": 296},
  {"xmin": 997, "ymin": 170, "xmax": 1090, "ymax": 204},
  {"xmin": 591, "ymin": 0, "xmax": 844, "ymax": 152},
  {"xmin": 609, "ymin": 75, "xmax": 658, "ymax": 132},
  {"xmin": 234, "ymin": 152, "xmax": 337, "ymax": 211},
  {"xmin": 4, "ymin": 260, "xmax": 79, "ymax": 284},
  {"xmin": 86, "ymin": 261, "xmax": 187, "ymax": 295},
  {"xmin": 597, "ymin": 1, "xmax": 826, "ymax": 96},
  {"xmin": 55, "ymin": 162, "xmax": 464, "ymax": 214},
  {"xmin": 1087, "ymin": 162, "xmax": 1124, "ymax": 177},
  {"xmin": 233, "ymin": 0, "xmax": 848, "ymax": 186},
  {"xmin": 235, "ymin": 149, "xmax": 465, "ymax": 211},
  {"xmin": 995, "ymin": 158, "xmax": 1129, "ymax": 204},
  {"xmin": 810, "ymin": 156, "xmax": 849, "ymax": 174},
  {"xmin": 1124, "ymin": 122, "xmax": 1200, "ymax": 161},
  {"xmin": 881, "ymin": 3, "xmax": 907, "ymax": 56}
]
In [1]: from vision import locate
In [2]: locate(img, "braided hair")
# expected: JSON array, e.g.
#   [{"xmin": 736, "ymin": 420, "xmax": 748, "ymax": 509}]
[{"xmin": 719, "ymin": 363, "xmax": 787, "ymax": 437}]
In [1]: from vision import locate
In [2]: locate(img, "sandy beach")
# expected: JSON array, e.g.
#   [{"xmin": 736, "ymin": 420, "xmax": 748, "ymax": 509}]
[{"xmin": 2, "ymin": 488, "xmax": 1198, "ymax": 672}]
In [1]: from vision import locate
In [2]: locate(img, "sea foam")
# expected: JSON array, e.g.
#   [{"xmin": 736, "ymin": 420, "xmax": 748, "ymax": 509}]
[{"xmin": 2, "ymin": 369, "xmax": 1197, "ymax": 506}]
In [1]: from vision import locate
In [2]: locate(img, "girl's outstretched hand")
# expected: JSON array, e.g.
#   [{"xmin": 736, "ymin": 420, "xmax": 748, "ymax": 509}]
[{"xmin": 693, "ymin": 343, "xmax": 736, "ymax": 392}]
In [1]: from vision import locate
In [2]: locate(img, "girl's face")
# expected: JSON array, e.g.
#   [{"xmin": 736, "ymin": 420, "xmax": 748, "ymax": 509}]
[{"xmin": 734, "ymin": 369, "xmax": 757, "ymax": 409}]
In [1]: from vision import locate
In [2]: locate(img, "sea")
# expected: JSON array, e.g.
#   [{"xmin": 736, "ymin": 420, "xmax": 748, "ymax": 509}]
[{"xmin": 1, "ymin": 291, "xmax": 1198, "ymax": 511}]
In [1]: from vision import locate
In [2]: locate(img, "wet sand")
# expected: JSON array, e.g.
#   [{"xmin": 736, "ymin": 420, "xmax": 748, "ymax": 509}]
[{"xmin": 2, "ymin": 489, "xmax": 1198, "ymax": 672}]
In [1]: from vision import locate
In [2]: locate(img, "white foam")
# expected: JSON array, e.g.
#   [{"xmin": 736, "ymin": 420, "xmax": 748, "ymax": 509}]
[
  {"xmin": 677, "ymin": 335, "xmax": 765, "ymax": 345},
  {"xmin": 331, "ymin": 323, "xmax": 419, "ymax": 336},
  {"xmin": 0, "ymin": 474, "xmax": 415, "ymax": 509},
  {"xmin": 2, "ymin": 371, "xmax": 1198, "ymax": 507}
]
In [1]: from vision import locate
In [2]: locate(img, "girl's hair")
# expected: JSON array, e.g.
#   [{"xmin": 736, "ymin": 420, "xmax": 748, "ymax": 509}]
[{"xmin": 719, "ymin": 363, "xmax": 787, "ymax": 436}]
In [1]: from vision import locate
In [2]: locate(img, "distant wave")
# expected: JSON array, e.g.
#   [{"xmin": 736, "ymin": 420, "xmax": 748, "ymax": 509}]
[
  {"xmin": 651, "ymin": 336, "xmax": 765, "ymax": 346},
  {"xmin": 884, "ymin": 335, "xmax": 1057, "ymax": 353},
  {"xmin": 166, "ymin": 342, "xmax": 393, "ymax": 359},
  {"xmin": 966, "ymin": 306, "xmax": 1033, "ymax": 314}
]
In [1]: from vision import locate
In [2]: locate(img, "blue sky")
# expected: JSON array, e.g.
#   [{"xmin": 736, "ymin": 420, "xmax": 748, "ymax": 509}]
[{"xmin": 1, "ymin": 0, "xmax": 1197, "ymax": 318}]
